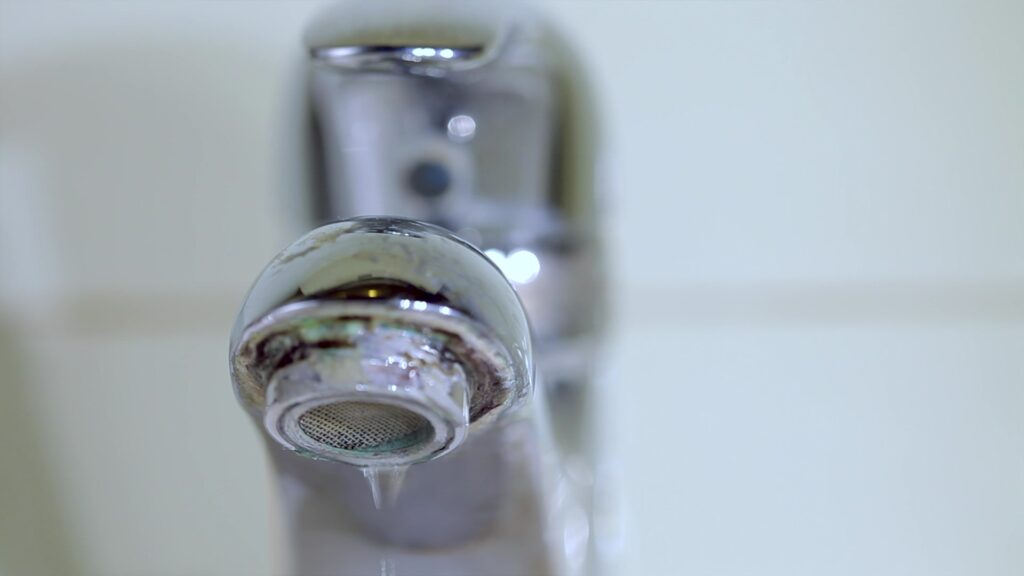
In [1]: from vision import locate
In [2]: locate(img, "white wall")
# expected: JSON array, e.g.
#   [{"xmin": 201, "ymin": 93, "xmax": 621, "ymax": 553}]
[{"xmin": 1, "ymin": 1, "xmax": 1021, "ymax": 575}]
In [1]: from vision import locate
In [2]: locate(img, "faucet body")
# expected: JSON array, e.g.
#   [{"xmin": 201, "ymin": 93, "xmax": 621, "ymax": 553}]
[
  {"xmin": 297, "ymin": 1, "xmax": 601, "ymax": 347},
  {"xmin": 232, "ymin": 3, "xmax": 602, "ymax": 574}
]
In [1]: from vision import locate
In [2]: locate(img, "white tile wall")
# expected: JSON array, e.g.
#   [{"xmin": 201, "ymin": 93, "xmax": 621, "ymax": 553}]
[{"xmin": 1, "ymin": 1, "xmax": 1021, "ymax": 575}]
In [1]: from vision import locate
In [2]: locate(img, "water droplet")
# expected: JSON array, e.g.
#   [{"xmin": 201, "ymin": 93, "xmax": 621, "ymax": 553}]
[
  {"xmin": 379, "ymin": 557, "xmax": 397, "ymax": 576},
  {"xmin": 363, "ymin": 465, "xmax": 409, "ymax": 510}
]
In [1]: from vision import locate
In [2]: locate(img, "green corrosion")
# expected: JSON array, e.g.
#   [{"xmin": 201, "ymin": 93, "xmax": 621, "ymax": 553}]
[{"xmin": 296, "ymin": 317, "xmax": 366, "ymax": 343}]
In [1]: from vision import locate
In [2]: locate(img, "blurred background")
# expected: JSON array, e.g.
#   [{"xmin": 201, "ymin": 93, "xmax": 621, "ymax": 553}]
[{"xmin": 1, "ymin": 1, "xmax": 1022, "ymax": 575}]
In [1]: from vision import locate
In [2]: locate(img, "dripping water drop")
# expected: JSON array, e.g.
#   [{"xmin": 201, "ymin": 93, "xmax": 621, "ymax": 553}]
[{"xmin": 363, "ymin": 465, "xmax": 410, "ymax": 510}]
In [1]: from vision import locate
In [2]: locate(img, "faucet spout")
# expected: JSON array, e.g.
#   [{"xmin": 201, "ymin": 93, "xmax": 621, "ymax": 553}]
[
  {"xmin": 230, "ymin": 218, "xmax": 532, "ymax": 465},
  {"xmin": 232, "ymin": 1, "xmax": 603, "ymax": 573},
  {"xmin": 229, "ymin": 218, "xmax": 536, "ymax": 550}
]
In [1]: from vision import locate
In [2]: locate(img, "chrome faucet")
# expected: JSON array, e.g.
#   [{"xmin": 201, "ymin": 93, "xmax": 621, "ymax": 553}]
[{"xmin": 230, "ymin": 2, "xmax": 602, "ymax": 574}]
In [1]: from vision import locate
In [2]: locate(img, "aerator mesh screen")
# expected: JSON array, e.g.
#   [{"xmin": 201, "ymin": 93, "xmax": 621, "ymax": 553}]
[{"xmin": 297, "ymin": 401, "xmax": 431, "ymax": 453}]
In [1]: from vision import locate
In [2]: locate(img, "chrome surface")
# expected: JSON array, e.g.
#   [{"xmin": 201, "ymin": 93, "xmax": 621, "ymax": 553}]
[
  {"xmin": 233, "ymin": 1, "xmax": 603, "ymax": 574},
  {"xmin": 311, "ymin": 45, "xmax": 488, "ymax": 75},
  {"xmin": 230, "ymin": 218, "xmax": 532, "ymax": 467}
]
